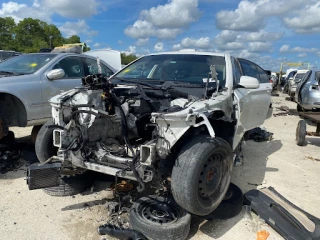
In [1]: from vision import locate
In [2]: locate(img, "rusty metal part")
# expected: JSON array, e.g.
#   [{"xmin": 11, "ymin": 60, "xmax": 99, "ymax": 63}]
[
  {"xmin": 110, "ymin": 180, "xmax": 134, "ymax": 192},
  {"xmin": 306, "ymin": 131, "xmax": 320, "ymax": 137}
]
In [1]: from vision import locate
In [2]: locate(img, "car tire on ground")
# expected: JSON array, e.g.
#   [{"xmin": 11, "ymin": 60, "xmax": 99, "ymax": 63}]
[
  {"xmin": 171, "ymin": 135, "xmax": 233, "ymax": 216},
  {"xmin": 35, "ymin": 119, "xmax": 94, "ymax": 196},
  {"xmin": 130, "ymin": 195, "xmax": 191, "ymax": 240},
  {"xmin": 204, "ymin": 183, "xmax": 243, "ymax": 220},
  {"xmin": 296, "ymin": 120, "xmax": 306, "ymax": 146}
]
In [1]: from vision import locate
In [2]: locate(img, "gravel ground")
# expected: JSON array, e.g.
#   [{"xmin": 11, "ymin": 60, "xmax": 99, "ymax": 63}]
[{"xmin": 1, "ymin": 94, "xmax": 320, "ymax": 240}]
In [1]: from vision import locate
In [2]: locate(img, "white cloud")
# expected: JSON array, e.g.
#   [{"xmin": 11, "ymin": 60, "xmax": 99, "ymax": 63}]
[
  {"xmin": 218, "ymin": 42, "xmax": 244, "ymax": 51},
  {"xmin": 93, "ymin": 43, "xmax": 101, "ymax": 48},
  {"xmin": 215, "ymin": 0, "xmax": 307, "ymax": 32},
  {"xmin": 118, "ymin": 40, "xmax": 123, "ymax": 45},
  {"xmin": 136, "ymin": 38, "xmax": 149, "ymax": 46},
  {"xmin": 124, "ymin": 0, "xmax": 201, "ymax": 39},
  {"xmin": 248, "ymin": 42, "xmax": 272, "ymax": 53},
  {"xmin": 140, "ymin": 0, "xmax": 201, "ymax": 28},
  {"xmin": 59, "ymin": 20, "xmax": 98, "ymax": 38},
  {"xmin": 280, "ymin": 45, "xmax": 318, "ymax": 53},
  {"xmin": 0, "ymin": 0, "xmax": 101, "ymax": 23},
  {"xmin": 85, "ymin": 39, "xmax": 92, "ymax": 43},
  {"xmin": 238, "ymin": 30, "xmax": 283, "ymax": 42},
  {"xmin": 42, "ymin": 0, "xmax": 100, "ymax": 18},
  {"xmin": 172, "ymin": 44, "xmax": 181, "ymax": 51},
  {"xmin": 238, "ymin": 50, "xmax": 260, "ymax": 59},
  {"xmin": 280, "ymin": 45, "xmax": 290, "ymax": 52},
  {"xmin": 298, "ymin": 53, "xmax": 307, "ymax": 58},
  {"xmin": 284, "ymin": 2, "xmax": 320, "ymax": 33},
  {"xmin": 122, "ymin": 45, "xmax": 136, "ymax": 55},
  {"xmin": 0, "ymin": 1, "xmax": 51, "ymax": 22},
  {"xmin": 180, "ymin": 37, "xmax": 212, "ymax": 49},
  {"xmin": 154, "ymin": 42, "xmax": 164, "ymax": 52}
]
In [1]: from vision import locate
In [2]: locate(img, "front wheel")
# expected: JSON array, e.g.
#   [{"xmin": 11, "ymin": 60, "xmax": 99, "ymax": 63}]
[{"xmin": 171, "ymin": 136, "xmax": 233, "ymax": 216}]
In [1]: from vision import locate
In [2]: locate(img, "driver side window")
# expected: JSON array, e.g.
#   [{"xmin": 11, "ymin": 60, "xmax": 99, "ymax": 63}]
[
  {"xmin": 238, "ymin": 59, "xmax": 260, "ymax": 80},
  {"xmin": 53, "ymin": 56, "xmax": 83, "ymax": 79}
]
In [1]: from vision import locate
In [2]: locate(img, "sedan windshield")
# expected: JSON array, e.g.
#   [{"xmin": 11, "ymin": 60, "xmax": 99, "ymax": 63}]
[
  {"xmin": 0, "ymin": 54, "xmax": 57, "ymax": 74},
  {"xmin": 113, "ymin": 54, "xmax": 226, "ymax": 85}
]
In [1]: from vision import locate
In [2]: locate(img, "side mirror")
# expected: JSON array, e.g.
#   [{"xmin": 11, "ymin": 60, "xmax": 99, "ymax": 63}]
[
  {"xmin": 239, "ymin": 76, "xmax": 260, "ymax": 89},
  {"xmin": 47, "ymin": 69, "xmax": 65, "ymax": 80}
]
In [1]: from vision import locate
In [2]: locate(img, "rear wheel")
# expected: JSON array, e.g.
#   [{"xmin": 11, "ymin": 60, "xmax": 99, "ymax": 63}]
[{"xmin": 171, "ymin": 135, "xmax": 233, "ymax": 216}]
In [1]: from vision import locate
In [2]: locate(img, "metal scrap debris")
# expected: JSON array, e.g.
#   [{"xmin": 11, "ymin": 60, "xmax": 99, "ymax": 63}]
[
  {"xmin": 273, "ymin": 106, "xmax": 295, "ymax": 117},
  {"xmin": 305, "ymin": 156, "xmax": 320, "ymax": 162}
]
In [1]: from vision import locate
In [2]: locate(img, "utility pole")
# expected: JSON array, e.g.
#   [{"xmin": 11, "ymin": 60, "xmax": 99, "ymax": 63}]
[{"xmin": 49, "ymin": 36, "xmax": 53, "ymax": 49}]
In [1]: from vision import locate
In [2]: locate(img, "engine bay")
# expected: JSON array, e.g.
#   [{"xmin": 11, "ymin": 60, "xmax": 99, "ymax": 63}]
[{"xmin": 49, "ymin": 74, "xmax": 200, "ymax": 189}]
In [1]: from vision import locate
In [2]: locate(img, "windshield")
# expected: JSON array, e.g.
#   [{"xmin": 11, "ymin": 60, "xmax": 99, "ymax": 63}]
[
  {"xmin": 113, "ymin": 54, "xmax": 226, "ymax": 85},
  {"xmin": 0, "ymin": 52, "xmax": 14, "ymax": 61},
  {"xmin": 0, "ymin": 54, "xmax": 57, "ymax": 74},
  {"xmin": 295, "ymin": 73, "xmax": 306, "ymax": 79}
]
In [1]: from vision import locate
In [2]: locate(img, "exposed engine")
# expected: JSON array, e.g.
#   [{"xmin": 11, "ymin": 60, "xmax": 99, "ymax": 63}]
[{"xmin": 49, "ymin": 74, "xmax": 190, "ymax": 188}]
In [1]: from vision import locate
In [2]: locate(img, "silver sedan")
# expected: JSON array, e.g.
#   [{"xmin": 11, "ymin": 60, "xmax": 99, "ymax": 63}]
[{"xmin": 295, "ymin": 69, "xmax": 320, "ymax": 111}]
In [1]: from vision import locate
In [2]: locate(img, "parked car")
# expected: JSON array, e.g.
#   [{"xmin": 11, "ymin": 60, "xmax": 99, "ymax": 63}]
[
  {"xmin": 295, "ymin": 69, "xmax": 320, "ymax": 111},
  {"xmin": 288, "ymin": 69, "xmax": 308, "ymax": 100},
  {"xmin": 0, "ymin": 51, "xmax": 121, "ymax": 140},
  {"xmin": 282, "ymin": 68, "xmax": 298, "ymax": 92},
  {"xmin": 31, "ymin": 51, "xmax": 272, "ymax": 220},
  {"xmin": 0, "ymin": 50, "xmax": 21, "ymax": 62}
]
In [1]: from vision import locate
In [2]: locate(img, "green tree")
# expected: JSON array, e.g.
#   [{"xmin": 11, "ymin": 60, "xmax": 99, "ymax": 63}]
[
  {"xmin": 14, "ymin": 18, "xmax": 46, "ymax": 53},
  {"xmin": 43, "ymin": 23, "xmax": 64, "ymax": 49},
  {"xmin": 64, "ymin": 35, "xmax": 81, "ymax": 44},
  {"xmin": 0, "ymin": 17, "xmax": 16, "ymax": 50},
  {"xmin": 121, "ymin": 53, "xmax": 138, "ymax": 65}
]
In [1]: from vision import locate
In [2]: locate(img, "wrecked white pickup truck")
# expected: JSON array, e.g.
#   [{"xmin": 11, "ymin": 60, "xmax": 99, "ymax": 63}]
[{"xmin": 29, "ymin": 51, "xmax": 272, "ymax": 218}]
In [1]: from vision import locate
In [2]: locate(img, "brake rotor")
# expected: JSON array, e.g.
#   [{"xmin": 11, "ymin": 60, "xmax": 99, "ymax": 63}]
[{"xmin": 111, "ymin": 180, "xmax": 134, "ymax": 192}]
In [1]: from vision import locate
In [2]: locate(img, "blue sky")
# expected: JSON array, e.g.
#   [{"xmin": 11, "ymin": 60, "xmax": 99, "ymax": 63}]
[{"xmin": 0, "ymin": 0, "xmax": 320, "ymax": 71}]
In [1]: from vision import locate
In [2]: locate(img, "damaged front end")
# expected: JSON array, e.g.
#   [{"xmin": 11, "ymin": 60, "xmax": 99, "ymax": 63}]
[{"xmin": 37, "ymin": 72, "xmax": 229, "ymax": 190}]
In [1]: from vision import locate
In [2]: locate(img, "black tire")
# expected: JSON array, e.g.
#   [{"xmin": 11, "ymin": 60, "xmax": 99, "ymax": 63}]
[
  {"xmin": 35, "ymin": 120, "xmax": 94, "ymax": 196},
  {"xmin": 204, "ymin": 183, "xmax": 243, "ymax": 220},
  {"xmin": 35, "ymin": 120, "xmax": 56, "ymax": 163},
  {"xmin": 43, "ymin": 172, "xmax": 94, "ymax": 196},
  {"xmin": 297, "ymin": 104, "xmax": 303, "ymax": 112},
  {"xmin": 171, "ymin": 136, "xmax": 233, "ymax": 216},
  {"xmin": 296, "ymin": 120, "xmax": 306, "ymax": 146},
  {"xmin": 130, "ymin": 195, "xmax": 191, "ymax": 240}
]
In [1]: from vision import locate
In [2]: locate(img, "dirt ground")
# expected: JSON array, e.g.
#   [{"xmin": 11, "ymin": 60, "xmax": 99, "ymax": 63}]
[{"xmin": 1, "ymin": 94, "xmax": 320, "ymax": 240}]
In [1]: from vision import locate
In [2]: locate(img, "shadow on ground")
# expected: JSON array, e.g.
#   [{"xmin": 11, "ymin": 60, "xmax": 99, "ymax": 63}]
[{"xmin": 187, "ymin": 139, "xmax": 283, "ymax": 239}]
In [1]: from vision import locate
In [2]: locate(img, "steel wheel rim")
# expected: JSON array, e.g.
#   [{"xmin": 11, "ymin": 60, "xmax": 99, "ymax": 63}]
[
  {"xmin": 198, "ymin": 153, "xmax": 226, "ymax": 199},
  {"xmin": 141, "ymin": 202, "xmax": 179, "ymax": 225}
]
